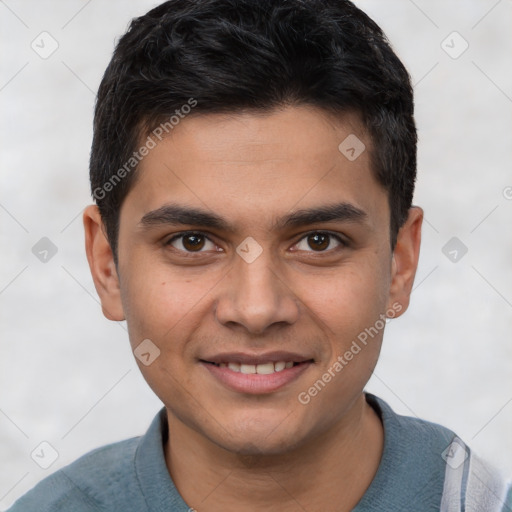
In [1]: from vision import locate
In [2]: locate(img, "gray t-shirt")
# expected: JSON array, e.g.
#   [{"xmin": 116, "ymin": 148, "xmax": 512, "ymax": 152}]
[{"xmin": 7, "ymin": 393, "xmax": 512, "ymax": 511}]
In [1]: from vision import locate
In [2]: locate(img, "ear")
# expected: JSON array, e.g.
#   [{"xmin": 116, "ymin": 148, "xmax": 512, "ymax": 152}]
[
  {"xmin": 387, "ymin": 207, "xmax": 423, "ymax": 317},
  {"xmin": 83, "ymin": 205, "xmax": 125, "ymax": 321}
]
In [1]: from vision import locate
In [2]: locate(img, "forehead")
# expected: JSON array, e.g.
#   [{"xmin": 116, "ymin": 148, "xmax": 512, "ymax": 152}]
[{"xmin": 121, "ymin": 105, "xmax": 388, "ymax": 235}]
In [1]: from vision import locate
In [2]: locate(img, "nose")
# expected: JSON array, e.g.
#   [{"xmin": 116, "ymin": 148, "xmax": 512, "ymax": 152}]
[{"xmin": 214, "ymin": 248, "xmax": 300, "ymax": 335}]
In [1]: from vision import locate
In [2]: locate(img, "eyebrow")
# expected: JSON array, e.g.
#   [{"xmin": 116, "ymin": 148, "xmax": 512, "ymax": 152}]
[{"xmin": 138, "ymin": 202, "xmax": 368, "ymax": 232}]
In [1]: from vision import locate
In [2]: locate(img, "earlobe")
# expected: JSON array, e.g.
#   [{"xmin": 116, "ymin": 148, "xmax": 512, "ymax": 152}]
[
  {"xmin": 83, "ymin": 205, "xmax": 125, "ymax": 321},
  {"xmin": 387, "ymin": 207, "xmax": 423, "ymax": 317}
]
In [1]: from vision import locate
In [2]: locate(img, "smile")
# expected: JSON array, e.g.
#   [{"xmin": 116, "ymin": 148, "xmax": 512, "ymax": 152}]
[
  {"xmin": 209, "ymin": 361, "xmax": 297, "ymax": 374},
  {"xmin": 200, "ymin": 357, "xmax": 314, "ymax": 394}
]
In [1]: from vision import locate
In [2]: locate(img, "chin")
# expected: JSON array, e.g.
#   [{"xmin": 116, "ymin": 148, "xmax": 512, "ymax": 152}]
[
  {"xmin": 206, "ymin": 416, "xmax": 312, "ymax": 458},
  {"xmin": 216, "ymin": 433, "xmax": 301, "ymax": 458}
]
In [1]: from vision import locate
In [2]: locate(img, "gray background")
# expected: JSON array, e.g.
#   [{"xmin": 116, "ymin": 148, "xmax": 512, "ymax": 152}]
[{"xmin": 1, "ymin": 0, "xmax": 511, "ymax": 508}]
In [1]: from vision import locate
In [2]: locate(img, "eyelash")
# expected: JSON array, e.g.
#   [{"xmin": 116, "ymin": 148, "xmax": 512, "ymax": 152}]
[{"xmin": 164, "ymin": 230, "xmax": 348, "ymax": 256}]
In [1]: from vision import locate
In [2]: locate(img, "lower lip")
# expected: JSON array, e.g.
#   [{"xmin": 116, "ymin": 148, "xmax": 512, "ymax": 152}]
[{"xmin": 201, "ymin": 361, "xmax": 313, "ymax": 394}]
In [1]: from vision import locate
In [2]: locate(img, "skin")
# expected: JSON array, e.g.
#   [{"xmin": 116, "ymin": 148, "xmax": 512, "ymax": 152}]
[{"xmin": 84, "ymin": 105, "xmax": 422, "ymax": 511}]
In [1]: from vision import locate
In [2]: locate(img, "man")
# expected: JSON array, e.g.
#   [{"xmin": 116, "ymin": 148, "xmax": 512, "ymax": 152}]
[{"xmin": 8, "ymin": 0, "xmax": 511, "ymax": 510}]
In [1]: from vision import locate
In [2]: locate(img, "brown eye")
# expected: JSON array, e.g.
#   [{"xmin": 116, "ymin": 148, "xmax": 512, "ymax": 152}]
[
  {"xmin": 307, "ymin": 233, "xmax": 329, "ymax": 251},
  {"xmin": 182, "ymin": 234, "xmax": 205, "ymax": 251},
  {"xmin": 294, "ymin": 232, "xmax": 346, "ymax": 253},
  {"xmin": 166, "ymin": 232, "xmax": 216, "ymax": 253}
]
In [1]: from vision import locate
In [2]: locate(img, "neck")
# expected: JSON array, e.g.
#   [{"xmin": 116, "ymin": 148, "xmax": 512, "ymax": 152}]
[{"xmin": 164, "ymin": 393, "xmax": 384, "ymax": 512}]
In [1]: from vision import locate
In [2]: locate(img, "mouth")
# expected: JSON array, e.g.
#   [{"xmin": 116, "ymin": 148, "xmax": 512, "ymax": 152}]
[
  {"xmin": 199, "ymin": 353, "xmax": 314, "ymax": 394},
  {"xmin": 202, "ymin": 360, "xmax": 308, "ymax": 374}
]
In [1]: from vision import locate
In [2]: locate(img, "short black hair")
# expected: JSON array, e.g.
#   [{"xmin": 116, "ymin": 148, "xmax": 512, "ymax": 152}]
[{"xmin": 90, "ymin": 0, "xmax": 416, "ymax": 261}]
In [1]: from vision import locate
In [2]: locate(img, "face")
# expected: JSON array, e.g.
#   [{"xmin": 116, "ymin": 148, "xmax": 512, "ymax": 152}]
[{"xmin": 85, "ymin": 105, "xmax": 422, "ymax": 456}]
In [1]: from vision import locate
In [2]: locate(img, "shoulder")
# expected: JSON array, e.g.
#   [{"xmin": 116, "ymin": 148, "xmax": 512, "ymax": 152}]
[
  {"xmin": 367, "ymin": 392, "xmax": 456, "ymax": 461},
  {"xmin": 365, "ymin": 393, "xmax": 512, "ymax": 512},
  {"xmin": 455, "ymin": 450, "xmax": 512, "ymax": 512},
  {"xmin": 7, "ymin": 437, "xmax": 146, "ymax": 512}
]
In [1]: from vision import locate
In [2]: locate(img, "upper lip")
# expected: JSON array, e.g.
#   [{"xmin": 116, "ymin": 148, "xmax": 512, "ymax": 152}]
[{"xmin": 200, "ymin": 351, "xmax": 314, "ymax": 365}]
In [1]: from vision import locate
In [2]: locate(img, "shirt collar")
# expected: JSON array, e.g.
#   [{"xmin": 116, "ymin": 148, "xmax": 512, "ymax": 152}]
[{"xmin": 134, "ymin": 407, "xmax": 190, "ymax": 511}]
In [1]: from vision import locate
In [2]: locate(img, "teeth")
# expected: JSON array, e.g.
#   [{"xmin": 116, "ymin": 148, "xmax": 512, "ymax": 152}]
[
  {"xmin": 217, "ymin": 361, "xmax": 298, "ymax": 373},
  {"xmin": 274, "ymin": 361, "xmax": 286, "ymax": 372},
  {"xmin": 256, "ymin": 362, "xmax": 275, "ymax": 375},
  {"xmin": 240, "ymin": 364, "xmax": 256, "ymax": 374},
  {"xmin": 228, "ymin": 362, "xmax": 240, "ymax": 372}
]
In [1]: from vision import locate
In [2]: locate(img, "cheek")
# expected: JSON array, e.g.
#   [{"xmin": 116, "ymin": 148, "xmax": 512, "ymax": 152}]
[
  {"xmin": 120, "ymin": 270, "xmax": 209, "ymax": 403},
  {"xmin": 305, "ymin": 261, "xmax": 389, "ymax": 327},
  {"xmin": 120, "ymin": 265, "xmax": 213, "ymax": 351},
  {"xmin": 300, "ymin": 259, "xmax": 389, "ymax": 379},
  {"xmin": 296, "ymin": 270, "xmax": 386, "ymax": 418}
]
